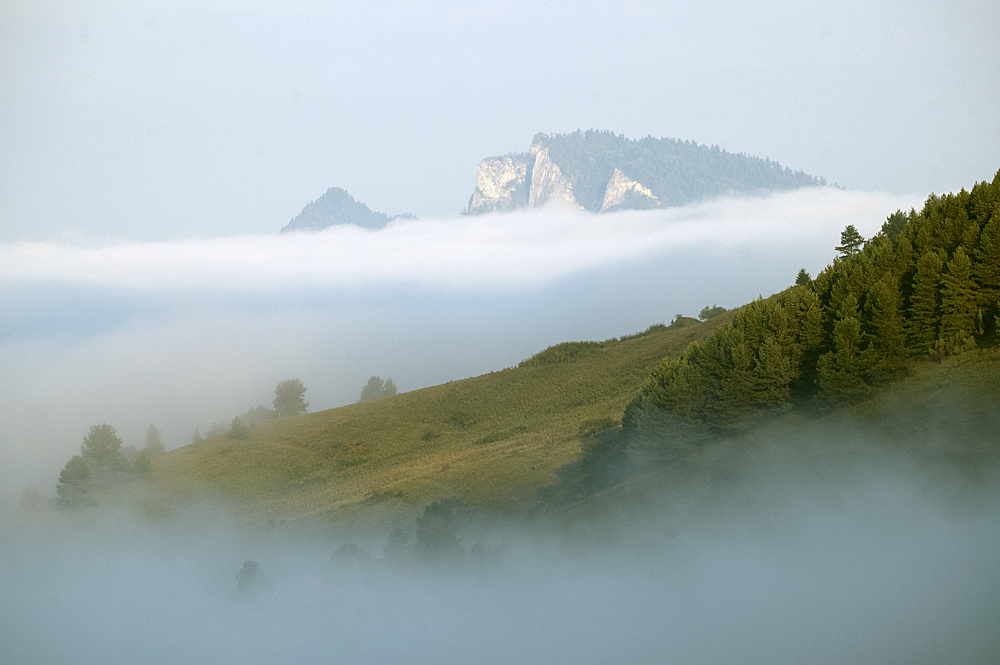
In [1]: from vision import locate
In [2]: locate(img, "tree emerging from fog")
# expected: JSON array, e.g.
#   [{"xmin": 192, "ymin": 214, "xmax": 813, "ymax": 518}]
[
  {"xmin": 273, "ymin": 379, "xmax": 308, "ymax": 418},
  {"xmin": 358, "ymin": 376, "xmax": 398, "ymax": 402},
  {"xmin": 81, "ymin": 423, "xmax": 126, "ymax": 471},
  {"xmin": 144, "ymin": 424, "xmax": 165, "ymax": 457},
  {"xmin": 55, "ymin": 455, "xmax": 92, "ymax": 508},
  {"xmin": 231, "ymin": 560, "xmax": 270, "ymax": 603},
  {"xmin": 415, "ymin": 498, "xmax": 469, "ymax": 562}
]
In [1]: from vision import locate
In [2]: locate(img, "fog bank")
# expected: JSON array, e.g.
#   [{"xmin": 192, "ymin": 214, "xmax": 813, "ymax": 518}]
[
  {"xmin": 2, "ymin": 445, "xmax": 998, "ymax": 664},
  {"xmin": 0, "ymin": 189, "xmax": 918, "ymax": 497}
]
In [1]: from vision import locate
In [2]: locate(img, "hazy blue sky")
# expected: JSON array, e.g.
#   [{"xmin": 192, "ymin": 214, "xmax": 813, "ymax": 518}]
[{"xmin": 1, "ymin": 0, "xmax": 997, "ymax": 240}]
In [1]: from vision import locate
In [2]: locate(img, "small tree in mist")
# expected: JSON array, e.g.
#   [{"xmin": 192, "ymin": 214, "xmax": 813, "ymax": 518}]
[
  {"xmin": 144, "ymin": 424, "xmax": 165, "ymax": 457},
  {"xmin": 795, "ymin": 268, "xmax": 811, "ymax": 286},
  {"xmin": 358, "ymin": 375, "xmax": 398, "ymax": 402},
  {"xmin": 205, "ymin": 422, "xmax": 228, "ymax": 438},
  {"xmin": 329, "ymin": 543, "xmax": 373, "ymax": 568},
  {"xmin": 382, "ymin": 527, "xmax": 411, "ymax": 565},
  {"xmin": 80, "ymin": 423, "xmax": 125, "ymax": 471},
  {"xmin": 415, "ymin": 498, "xmax": 469, "ymax": 562},
  {"xmin": 698, "ymin": 305, "xmax": 727, "ymax": 320},
  {"xmin": 133, "ymin": 449, "xmax": 153, "ymax": 474},
  {"xmin": 232, "ymin": 560, "xmax": 270, "ymax": 602},
  {"xmin": 55, "ymin": 455, "xmax": 93, "ymax": 508},
  {"xmin": 239, "ymin": 404, "xmax": 277, "ymax": 426},
  {"xmin": 274, "ymin": 379, "xmax": 308, "ymax": 417},
  {"xmin": 228, "ymin": 416, "xmax": 251, "ymax": 440},
  {"xmin": 192, "ymin": 428, "xmax": 204, "ymax": 443}
]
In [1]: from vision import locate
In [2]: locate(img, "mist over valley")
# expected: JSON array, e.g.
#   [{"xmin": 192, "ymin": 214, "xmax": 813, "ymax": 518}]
[{"xmin": 3, "ymin": 0, "xmax": 999, "ymax": 660}]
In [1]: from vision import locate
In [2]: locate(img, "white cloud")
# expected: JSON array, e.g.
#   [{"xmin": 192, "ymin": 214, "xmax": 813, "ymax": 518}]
[{"xmin": 0, "ymin": 188, "xmax": 917, "ymax": 292}]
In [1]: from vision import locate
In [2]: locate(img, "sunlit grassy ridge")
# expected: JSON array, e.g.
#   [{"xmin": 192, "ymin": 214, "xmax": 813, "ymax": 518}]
[{"xmin": 145, "ymin": 316, "xmax": 726, "ymax": 522}]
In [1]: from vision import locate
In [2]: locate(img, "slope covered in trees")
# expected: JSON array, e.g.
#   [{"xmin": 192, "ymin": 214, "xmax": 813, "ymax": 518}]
[
  {"xmin": 544, "ymin": 130, "xmax": 825, "ymax": 211},
  {"xmin": 280, "ymin": 187, "xmax": 414, "ymax": 232},
  {"xmin": 614, "ymin": 170, "xmax": 1000, "ymax": 456}
]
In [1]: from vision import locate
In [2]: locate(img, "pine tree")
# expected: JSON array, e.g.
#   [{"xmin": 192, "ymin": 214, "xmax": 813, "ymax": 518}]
[
  {"xmin": 817, "ymin": 295, "xmax": 870, "ymax": 404},
  {"xmin": 836, "ymin": 225, "xmax": 865, "ymax": 257},
  {"xmin": 752, "ymin": 336, "xmax": 793, "ymax": 409},
  {"xmin": 906, "ymin": 249, "xmax": 944, "ymax": 355},
  {"xmin": 938, "ymin": 246, "xmax": 978, "ymax": 354},
  {"xmin": 781, "ymin": 286, "xmax": 823, "ymax": 397},
  {"xmin": 795, "ymin": 268, "xmax": 811, "ymax": 286},
  {"xmin": 55, "ymin": 455, "xmax": 92, "ymax": 508},
  {"xmin": 973, "ymin": 217, "xmax": 1000, "ymax": 337},
  {"xmin": 865, "ymin": 274, "xmax": 907, "ymax": 373},
  {"xmin": 81, "ymin": 424, "xmax": 125, "ymax": 471},
  {"xmin": 144, "ymin": 424, "xmax": 165, "ymax": 457},
  {"xmin": 358, "ymin": 375, "xmax": 398, "ymax": 402},
  {"xmin": 273, "ymin": 378, "xmax": 308, "ymax": 417},
  {"xmin": 703, "ymin": 326, "xmax": 755, "ymax": 427},
  {"xmin": 880, "ymin": 210, "xmax": 908, "ymax": 242}
]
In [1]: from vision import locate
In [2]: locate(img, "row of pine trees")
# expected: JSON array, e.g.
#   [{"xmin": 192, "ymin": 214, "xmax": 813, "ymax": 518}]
[{"xmin": 624, "ymin": 170, "xmax": 1000, "ymax": 437}]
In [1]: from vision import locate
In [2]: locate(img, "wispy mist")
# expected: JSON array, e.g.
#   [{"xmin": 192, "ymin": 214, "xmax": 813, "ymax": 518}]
[
  {"xmin": 0, "ymin": 189, "xmax": 917, "ymax": 496},
  {"xmin": 2, "ymin": 440, "xmax": 998, "ymax": 664}
]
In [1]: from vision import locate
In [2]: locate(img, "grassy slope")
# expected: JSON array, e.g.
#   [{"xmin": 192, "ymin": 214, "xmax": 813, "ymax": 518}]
[{"xmin": 144, "ymin": 316, "xmax": 726, "ymax": 524}]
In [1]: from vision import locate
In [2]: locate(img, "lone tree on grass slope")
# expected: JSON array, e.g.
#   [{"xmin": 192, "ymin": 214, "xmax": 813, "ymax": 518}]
[
  {"xmin": 273, "ymin": 379, "xmax": 308, "ymax": 418},
  {"xmin": 358, "ymin": 375, "xmax": 398, "ymax": 402}
]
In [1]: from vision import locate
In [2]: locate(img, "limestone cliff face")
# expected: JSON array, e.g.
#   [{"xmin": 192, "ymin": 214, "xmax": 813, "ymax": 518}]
[
  {"xmin": 465, "ymin": 132, "xmax": 660, "ymax": 214},
  {"xmin": 467, "ymin": 134, "xmax": 584, "ymax": 214},
  {"xmin": 466, "ymin": 130, "xmax": 824, "ymax": 215},
  {"xmin": 467, "ymin": 155, "xmax": 530, "ymax": 214},
  {"xmin": 527, "ymin": 146, "xmax": 581, "ymax": 209},
  {"xmin": 600, "ymin": 168, "xmax": 659, "ymax": 212}
]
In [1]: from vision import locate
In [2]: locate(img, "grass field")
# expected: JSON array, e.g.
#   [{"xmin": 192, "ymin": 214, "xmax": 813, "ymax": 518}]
[{"xmin": 140, "ymin": 315, "xmax": 730, "ymax": 524}]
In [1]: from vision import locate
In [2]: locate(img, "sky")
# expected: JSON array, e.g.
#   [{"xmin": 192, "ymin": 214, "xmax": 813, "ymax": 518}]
[{"xmin": 1, "ymin": 0, "xmax": 998, "ymax": 240}]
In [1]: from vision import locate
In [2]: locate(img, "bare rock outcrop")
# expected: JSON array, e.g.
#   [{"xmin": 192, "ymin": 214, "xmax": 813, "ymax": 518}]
[
  {"xmin": 527, "ymin": 144, "xmax": 581, "ymax": 209},
  {"xmin": 600, "ymin": 168, "xmax": 659, "ymax": 212},
  {"xmin": 467, "ymin": 155, "xmax": 531, "ymax": 214}
]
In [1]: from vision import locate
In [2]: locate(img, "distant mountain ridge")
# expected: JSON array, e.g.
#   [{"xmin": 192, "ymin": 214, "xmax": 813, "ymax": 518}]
[
  {"xmin": 466, "ymin": 130, "xmax": 827, "ymax": 214},
  {"xmin": 281, "ymin": 187, "xmax": 414, "ymax": 233}
]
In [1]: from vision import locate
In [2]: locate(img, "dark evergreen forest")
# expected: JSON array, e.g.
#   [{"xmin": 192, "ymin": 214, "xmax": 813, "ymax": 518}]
[
  {"xmin": 541, "ymin": 130, "xmax": 826, "ymax": 211},
  {"xmin": 568, "ymin": 170, "xmax": 1000, "ymax": 490}
]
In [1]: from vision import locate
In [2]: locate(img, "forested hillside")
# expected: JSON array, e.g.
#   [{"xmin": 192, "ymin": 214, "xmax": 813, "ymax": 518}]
[
  {"xmin": 612, "ymin": 170, "xmax": 999, "ymax": 457},
  {"xmin": 543, "ymin": 130, "xmax": 825, "ymax": 211},
  {"xmin": 280, "ymin": 187, "xmax": 414, "ymax": 232}
]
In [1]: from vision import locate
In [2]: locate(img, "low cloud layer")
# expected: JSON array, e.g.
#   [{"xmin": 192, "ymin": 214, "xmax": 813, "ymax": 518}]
[
  {"xmin": 1, "ymin": 188, "xmax": 912, "ymax": 291},
  {"xmin": 0, "ymin": 189, "xmax": 919, "ymax": 497},
  {"xmin": 2, "ymin": 443, "xmax": 998, "ymax": 664}
]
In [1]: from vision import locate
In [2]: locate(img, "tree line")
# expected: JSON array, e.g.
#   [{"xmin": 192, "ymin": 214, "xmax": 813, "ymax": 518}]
[
  {"xmin": 53, "ymin": 373, "xmax": 400, "ymax": 508},
  {"xmin": 631, "ymin": 170, "xmax": 999, "ymax": 431},
  {"xmin": 563, "ymin": 170, "xmax": 1000, "ymax": 494},
  {"xmin": 540, "ymin": 129, "xmax": 828, "ymax": 212}
]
